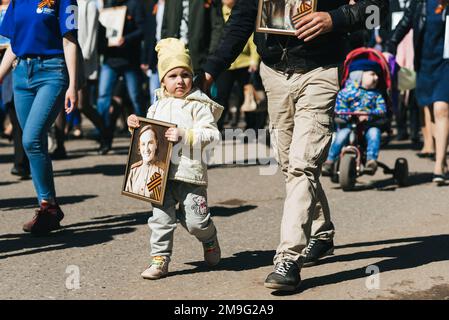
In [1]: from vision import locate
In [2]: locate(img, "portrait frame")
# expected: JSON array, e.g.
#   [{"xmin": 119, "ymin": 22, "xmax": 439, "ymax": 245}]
[
  {"xmin": 121, "ymin": 117, "xmax": 176, "ymax": 206},
  {"xmin": 98, "ymin": 5, "xmax": 127, "ymax": 47},
  {"xmin": 256, "ymin": 0, "xmax": 318, "ymax": 36}
]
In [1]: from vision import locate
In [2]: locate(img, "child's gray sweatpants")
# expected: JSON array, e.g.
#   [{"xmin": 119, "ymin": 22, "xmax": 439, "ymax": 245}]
[{"xmin": 148, "ymin": 180, "xmax": 217, "ymax": 257}]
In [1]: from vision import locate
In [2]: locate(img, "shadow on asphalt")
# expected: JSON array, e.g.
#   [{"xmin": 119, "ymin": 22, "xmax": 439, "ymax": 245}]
[
  {"xmin": 68, "ymin": 145, "xmax": 130, "ymax": 156},
  {"xmin": 54, "ymin": 164, "xmax": 126, "ymax": 177},
  {"xmin": 0, "ymin": 181, "xmax": 19, "ymax": 187},
  {"xmin": 170, "ymin": 250, "xmax": 276, "ymax": 276},
  {"xmin": 0, "ymin": 154, "xmax": 14, "ymax": 164},
  {"xmin": 0, "ymin": 195, "xmax": 98, "ymax": 211},
  {"xmin": 0, "ymin": 212, "xmax": 147, "ymax": 260},
  {"xmin": 331, "ymin": 172, "xmax": 439, "ymax": 192},
  {"xmin": 210, "ymin": 205, "xmax": 258, "ymax": 217},
  {"xmin": 272, "ymin": 234, "xmax": 449, "ymax": 296}
]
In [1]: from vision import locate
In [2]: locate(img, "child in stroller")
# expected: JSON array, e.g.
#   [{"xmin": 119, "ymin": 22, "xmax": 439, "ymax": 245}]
[{"xmin": 322, "ymin": 58, "xmax": 387, "ymax": 176}]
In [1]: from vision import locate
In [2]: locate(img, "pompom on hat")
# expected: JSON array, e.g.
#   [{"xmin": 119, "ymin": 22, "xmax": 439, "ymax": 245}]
[{"xmin": 155, "ymin": 38, "xmax": 194, "ymax": 82}]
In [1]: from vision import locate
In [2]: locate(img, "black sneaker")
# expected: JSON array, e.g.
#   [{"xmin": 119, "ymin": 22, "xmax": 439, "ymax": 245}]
[
  {"xmin": 303, "ymin": 238, "xmax": 334, "ymax": 267},
  {"xmin": 322, "ymin": 161, "xmax": 334, "ymax": 176},
  {"xmin": 264, "ymin": 259, "xmax": 301, "ymax": 291}
]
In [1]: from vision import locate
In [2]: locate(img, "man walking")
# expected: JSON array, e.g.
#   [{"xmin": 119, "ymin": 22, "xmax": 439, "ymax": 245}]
[{"xmin": 200, "ymin": 0, "xmax": 389, "ymax": 291}]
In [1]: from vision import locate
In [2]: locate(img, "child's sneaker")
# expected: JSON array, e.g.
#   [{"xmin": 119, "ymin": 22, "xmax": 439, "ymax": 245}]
[
  {"xmin": 364, "ymin": 160, "xmax": 378, "ymax": 175},
  {"xmin": 203, "ymin": 236, "xmax": 221, "ymax": 267},
  {"xmin": 141, "ymin": 256, "xmax": 169, "ymax": 280}
]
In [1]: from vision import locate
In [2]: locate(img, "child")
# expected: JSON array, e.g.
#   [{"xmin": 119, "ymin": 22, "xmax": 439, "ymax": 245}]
[
  {"xmin": 127, "ymin": 38, "xmax": 224, "ymax": 280},
  {"xmin": 323, "ymin": 59, "xmax": 387, "ymax": 175}
]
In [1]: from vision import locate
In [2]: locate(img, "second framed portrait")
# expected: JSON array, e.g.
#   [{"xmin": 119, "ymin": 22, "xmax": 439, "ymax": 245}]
[
  {"xmin": 122, "ymin": 117, "xmax": 176, "ymax": 205},
  {"xmin": 256, "ymin": 0, "xmax": 317, "ymax": 35}
]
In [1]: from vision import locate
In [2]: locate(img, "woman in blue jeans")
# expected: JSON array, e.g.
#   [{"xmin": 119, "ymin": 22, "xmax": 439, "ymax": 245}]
[{"xmin": 0, "ymin": 0, "xmax": 78, "ymax": 234}]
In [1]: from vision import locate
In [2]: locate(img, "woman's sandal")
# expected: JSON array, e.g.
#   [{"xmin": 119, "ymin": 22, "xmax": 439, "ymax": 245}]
[{"xmin": 417, "ymin": 152, "xmax": 435, "ymax": 159}]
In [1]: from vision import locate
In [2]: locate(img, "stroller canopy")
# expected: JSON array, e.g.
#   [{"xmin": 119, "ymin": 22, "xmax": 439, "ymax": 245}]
[{"xmin": 341, "ymin": 47, "xmax": 392, "ymax": 92}]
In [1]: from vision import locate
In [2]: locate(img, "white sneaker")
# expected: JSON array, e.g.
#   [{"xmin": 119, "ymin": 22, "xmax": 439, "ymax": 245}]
[
  {"xmin": 141, "ymin": 256, "xmax": 170, "ymax": 280},
  {"xmin": 203, "ymin": 236, "xmax": 221, "ymax": 267}
]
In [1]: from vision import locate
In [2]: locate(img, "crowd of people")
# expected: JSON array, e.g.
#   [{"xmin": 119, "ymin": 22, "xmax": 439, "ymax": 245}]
[{"xmin": 0, "ymin": 0, "xmax": 447, "ymax": 292}]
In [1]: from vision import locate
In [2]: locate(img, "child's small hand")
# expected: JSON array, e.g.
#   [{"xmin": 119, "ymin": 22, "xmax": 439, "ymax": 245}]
[
  {"xmin": 165, "ymin": 128, "xmax": 185, "ymax": 143},
  {"xmin": 127, "ymin": 114, "xmax": 140, "ymax": 129},
  {"xmin": 359, "ymin": 115, "xmax": 369, "ymax": 122}
]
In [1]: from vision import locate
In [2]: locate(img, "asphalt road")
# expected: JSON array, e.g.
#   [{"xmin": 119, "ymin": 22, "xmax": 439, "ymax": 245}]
[{"xmin": 1, "ymin": 132, "xmax": 448, "ymax": 300}]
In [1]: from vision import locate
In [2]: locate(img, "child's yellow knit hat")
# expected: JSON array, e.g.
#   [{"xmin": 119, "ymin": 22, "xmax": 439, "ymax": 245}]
[{"xmin": 156, "ymin": 38, "xmax": 194, "ymax": 82}]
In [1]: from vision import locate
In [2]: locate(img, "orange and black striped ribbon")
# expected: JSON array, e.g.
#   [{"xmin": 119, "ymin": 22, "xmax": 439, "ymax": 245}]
[
  {"xmin": 38, "ymin": 0, "xmax": 55, "ymax": 9},
  {"xmin": 147, "ymin": 172, "xmax": 162, "ymax": 201},
  {"xmin": 292, "ymin": 1, "xmax": 313, "ymax": 24}
]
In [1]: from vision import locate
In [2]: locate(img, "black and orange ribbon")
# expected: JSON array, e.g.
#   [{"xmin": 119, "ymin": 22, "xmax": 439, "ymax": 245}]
[
  {"xmin": 147, "ymin": 172, "xmax": 162, "ymax": 201},
  {"xmin": 435, "ymin": 0, "xmax": 449, "ymax": 14},
  {"xmin": 38, "ymin": 0, "xmax": 55, "ymax": 9}
]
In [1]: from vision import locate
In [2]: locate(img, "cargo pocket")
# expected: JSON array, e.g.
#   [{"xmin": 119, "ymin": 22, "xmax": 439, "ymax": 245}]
[{"xmin": 304, "ymin": 113, "xmax": 334, "ymax": 165}]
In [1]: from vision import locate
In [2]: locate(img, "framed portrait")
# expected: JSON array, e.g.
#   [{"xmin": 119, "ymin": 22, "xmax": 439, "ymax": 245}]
[
  {"xmin": 256, "ymin": 0, "xmax": 317, "ymax": 35},
  {"xmin": 121, "ymin": 117, "xmax": 176, "ymax": 205},
  {"xmin": 99, "ymin": 6, "xmax": 127, "ymax": 47}
]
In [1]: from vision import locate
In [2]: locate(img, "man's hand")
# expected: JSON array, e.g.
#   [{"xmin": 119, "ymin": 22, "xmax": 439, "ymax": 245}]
[
  {"xmin": 116, "ymin": 37, "xmax": 125, "ymax": 47},
  {"xmin": 295, "ymin": 12, "xmax": 333, "ymax": 42},
  {"xmin": 140, "ymin": 64, "xmax": 149, "ymax": 73},
  {"xmin": 194, "ymin": 71, "xmax": 214, "ymax": 96}
]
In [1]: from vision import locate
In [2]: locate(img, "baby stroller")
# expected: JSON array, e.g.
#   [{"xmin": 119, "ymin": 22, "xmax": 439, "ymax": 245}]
[{"xmin": 329, "ymin": 48, "xmax": 409, "ymax": 191}]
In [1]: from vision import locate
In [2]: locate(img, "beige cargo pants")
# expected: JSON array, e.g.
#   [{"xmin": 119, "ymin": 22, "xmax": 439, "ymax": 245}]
[{"xmin": 259, "ymin": 62, "xmax": 338, "ymax": 267}]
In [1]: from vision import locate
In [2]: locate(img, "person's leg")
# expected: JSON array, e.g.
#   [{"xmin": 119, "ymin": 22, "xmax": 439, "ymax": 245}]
[
  {"xmin": 143, "ymin": 181, "xmax": 178, "ymax": 279},
  {"xmin": 408, "ymin": 90, "xmax": 421, "ymax": 144},
  {"xmin": 52, "ymin": 109, "xmax": 67, "ymax": 159},
  {"xmin": 230, "ymin": 69, "xmax": 248, "ymax": 128},
  {"xmin": 149, "ymin": 69, "xmax": 161, "ymax": 104},
  {"xmin": 176, "ymin": 182, "xmax": 220, "ymax": 267},
  {"xmin": 420, "ymin": 105, "xmax": 435, "ymax": 154},
  {"xmin": 123, "ymin": 68, "xmax": 145, "ymax": 117},
  {"xmin": 326, "ymin": 128, "xmax": 351, "ymax": 162},
  {"xmin": 432, "ymin": 101, "xmax": 449, "ymax": 176},
  {"xmin": 365, "ymin": 126, "xmax": 382, "ymax": 161},
  {"xmin": 275, "ymin": 66, "xmax": 338, "ymax": 266},
  {"xmin": 21, "ymin": 75, "xmax": 67, "ymax": 204},
  {"xmin": 7, "ymin": 101, "xmax": 30, "ymax": 177},
  {"xmin": 96, "ymin": 64, "xmax": 119, "ymax": 153},
  {"xmin": 78, "ymin": 80, "xmax": 105, "ymax": 136},
  {"xmin": 215, "ymin": 70, "xmax": 235, "ymax": 131}
]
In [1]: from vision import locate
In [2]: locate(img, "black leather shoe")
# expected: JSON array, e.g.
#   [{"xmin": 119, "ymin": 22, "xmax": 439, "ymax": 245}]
[
  {"xmin": 11, "ymin": 166, "xmax": 30, "ymax": 179},
  {"xmin": 303, "ymin": 238, "xmax": 334, "ymax": 267},
  {"xmin": 51, "ymin": 147, "xmax": 67, "ymax": 160},
  {"xmin": 98, "ymin": 140, "xmax": 112, "ymax": 155},
  {"xmin": 264, "ymin": 259, "xmax": 301, "ymax": 291}
]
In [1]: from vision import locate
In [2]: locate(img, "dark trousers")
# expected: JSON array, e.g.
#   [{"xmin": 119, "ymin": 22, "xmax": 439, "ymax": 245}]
[
  {"xmin": 7, "ymin": 101, "xmax": 29, "ymax": 173},
  {"xmin": 215, "ymin": 68, "xmax": 250, "ymax": 131}
]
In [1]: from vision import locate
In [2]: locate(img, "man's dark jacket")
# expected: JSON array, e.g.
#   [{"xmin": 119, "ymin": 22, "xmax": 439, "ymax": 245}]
[
  {"xmin": 99, "ymin": 0, "xmax": 146, "ymax": 69},
  {"xmin": 203, "ymin": 0, "xmax": 390, "ymax": 80},
  {"xmin": 385, "ymin": 0, "xmax": 428, "ymax": 71},
  {"xmin": 161, "ymin": 0, "xmax": 224, "ymax": 72}
]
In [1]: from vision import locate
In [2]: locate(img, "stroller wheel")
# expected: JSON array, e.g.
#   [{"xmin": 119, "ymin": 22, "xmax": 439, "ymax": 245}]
[
  {"xmin": 394, "ymin": 158, "xmax": 409, "ymax": 187},
  {"xmin": 340, "ymin": 154, "xmax": 357, "ymax": 191}
]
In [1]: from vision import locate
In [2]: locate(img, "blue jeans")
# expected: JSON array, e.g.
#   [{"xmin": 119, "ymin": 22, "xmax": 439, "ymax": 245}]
[
  {"xmin": 148, "ymin": 69, "xmax": 160, "ymax": 104},
  {"xmin": 97, "ymin": 63, "xmax": 144, "ymax": 129},
  {"xmin": 327, "ymin": 126, "xmax": 381, "ymax": 162},
  {"xmin": 13, "ymin": 56, "xmax": 68, "ymax": 203}
]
